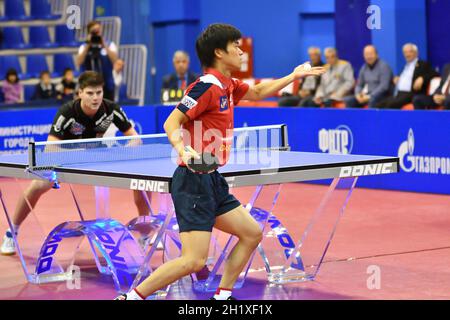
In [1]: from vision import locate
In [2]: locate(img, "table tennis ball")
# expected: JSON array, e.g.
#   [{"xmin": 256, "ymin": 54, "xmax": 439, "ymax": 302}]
[{"xmin": 303, "ymin": 63, "xmax": 312, "ymax": 71}]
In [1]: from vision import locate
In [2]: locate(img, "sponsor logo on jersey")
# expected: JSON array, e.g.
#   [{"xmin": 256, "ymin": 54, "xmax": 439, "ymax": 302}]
[
  {"xmin": 69, "ymin": 122, "xmax": 85, "ymax": 135},
  {"xmin": 219, "ymin": 96, "xmax": 229, "ymax": 111},
  {"xmin": 180, "ymin": 95, "xmax": 198, "ymax": 110}
]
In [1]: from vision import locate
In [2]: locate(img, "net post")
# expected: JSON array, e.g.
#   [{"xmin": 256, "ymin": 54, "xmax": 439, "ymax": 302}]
[
  {"xmin": 28, "ymin": 141, "xmax": 36, "ymax": 168},
  {"xmin": 281, "ymin": 124, "xmax": 290, "ymax": 151}
]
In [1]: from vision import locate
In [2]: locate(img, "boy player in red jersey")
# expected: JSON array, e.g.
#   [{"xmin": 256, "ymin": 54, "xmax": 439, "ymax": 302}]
[{"xmin": 116, "ymin": 23, "xmax": 325, "ymax": 300}]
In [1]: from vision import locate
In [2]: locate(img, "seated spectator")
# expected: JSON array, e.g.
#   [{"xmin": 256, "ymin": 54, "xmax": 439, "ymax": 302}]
[
  {"xmin": 344, "ymin": 45, "xmax": 393, "ymax": 109},
  {"xmin": 413, "ymin": 63, "xmax": 450, "ymax": 110},
  {"xmin": 303, "ymin": 47, "xmax": 355, "ymax": 107},
  {"xmin": 162, "ymin": 50, "xmax": 198, "ymax": 91},
  {"xmin": 1, "ymin": 69, "xmax": 23, "ymax": 104},
  {"xmin": 113, "ymin": 58, "xmax": 124, "ymax": 102},
  {"xmin": 32, "ymin": 71, "xmax": 58, "ymax": 100},
  {"xmin": 375, "ymin": 43, "xmax": 438, "ymax": 109},
  {"xmin": 56, "ymin": 68, "xmax": 77, "ymax": 101},
  {"xmin": 278, "ymin": 46, "xmax": 324, "ymax": 107}
]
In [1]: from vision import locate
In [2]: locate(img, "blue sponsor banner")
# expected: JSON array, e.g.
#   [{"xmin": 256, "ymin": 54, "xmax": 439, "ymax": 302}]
[
  {"xmin": 1, "ymin": 105, "xmax": 449, "ymax": 194},
  {"xmin": 231, "ymin": 107, "xmax": 450, "ymax": 195},
  {"xmin": 0, "ymin": 106, "xmax": 156, "ymax": 155}
]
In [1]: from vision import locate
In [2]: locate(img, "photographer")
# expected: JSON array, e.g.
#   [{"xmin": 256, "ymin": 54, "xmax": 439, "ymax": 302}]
[{"xmin": 76, "ymin": 21, "xmax": 118, "ymax": 101}]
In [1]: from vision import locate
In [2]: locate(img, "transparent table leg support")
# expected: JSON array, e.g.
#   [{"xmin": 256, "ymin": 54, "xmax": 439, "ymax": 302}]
[
  {"xmin": 129, "ymin": 202, "xmax": 176, "ymax": 299},
  {"xmin": 268, "ymin": 177, "xmax": 358, "ymax": 284},
  {"xmin": 0, "ymin": 180, "xmax": 70, "ymax": 284},
  {"xmin": 192, "ymin": 184, "xmax": 283, "ymax": 292},
  {"xmin": 94, "ymin": 186, "xmax": 110, "ymax": 219},
  {"xmin": 0, "ymin": 181, "xmax": 147, "ymax": 291}
]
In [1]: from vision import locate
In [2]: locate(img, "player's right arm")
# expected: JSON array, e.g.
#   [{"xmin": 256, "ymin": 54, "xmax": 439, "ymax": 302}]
[
  {"xmin": 164, "ymin": 109, "xmax": 199, "ymax": 162},
  {"xmin": 164, "ymin": 80, "xmax": 213, "ymax": 161},
  {"xmin": 47, "ymin": 135, "xmax": 61, "ymax": 142},
  {"xmin": 43, "ymin": 134, "xmax": 62, "ymax": 152},
  {"xmin": 46, "ymin": 103, "xmax": 72, "ymax": 151}
]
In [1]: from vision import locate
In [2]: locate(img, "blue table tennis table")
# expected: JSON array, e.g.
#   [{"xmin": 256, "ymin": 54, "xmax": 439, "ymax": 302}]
[{"xmin": 0, "ymin": 124, "xmax": 399, "ymax": 297}]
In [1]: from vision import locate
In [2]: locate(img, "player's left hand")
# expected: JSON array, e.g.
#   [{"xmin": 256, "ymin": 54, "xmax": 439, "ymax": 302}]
[{"xmin": 292, "ymin": 62, "xmax": 326, "ymax": 80}]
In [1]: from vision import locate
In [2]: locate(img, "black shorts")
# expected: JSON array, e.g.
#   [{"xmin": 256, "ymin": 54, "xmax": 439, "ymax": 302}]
[{"xmin": 170, "ymin": 166, "xmax": 241, "ymax": 233}]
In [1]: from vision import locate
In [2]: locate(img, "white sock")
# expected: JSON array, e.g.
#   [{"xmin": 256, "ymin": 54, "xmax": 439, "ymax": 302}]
[
  {"xmin": 213, "ymin": 288, "xmax": 232, "ymax": 300},
  {"xmin": 126, "ymin": 288, "xmax": 144, "ymax": 300}
]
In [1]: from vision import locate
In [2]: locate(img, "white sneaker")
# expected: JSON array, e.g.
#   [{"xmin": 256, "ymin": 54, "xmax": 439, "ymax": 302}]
[
  {"xmin": 1, "ymin": 232, "xmax": 16, "ymax": 256},
  {"xmin": 114, "ymin": 293, "xmax": 128, "ymax": 300}
]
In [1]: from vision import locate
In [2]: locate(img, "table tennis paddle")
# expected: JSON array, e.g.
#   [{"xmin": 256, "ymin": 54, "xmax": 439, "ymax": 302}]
[{"xmin": 184, "ymin": 146, "xmax": 220, "ymax": 173}]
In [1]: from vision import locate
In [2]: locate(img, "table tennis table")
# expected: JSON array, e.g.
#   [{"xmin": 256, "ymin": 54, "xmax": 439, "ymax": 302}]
[{"xmin": 0, "ymin": 124, "xmax": 399, "ymax": 296}]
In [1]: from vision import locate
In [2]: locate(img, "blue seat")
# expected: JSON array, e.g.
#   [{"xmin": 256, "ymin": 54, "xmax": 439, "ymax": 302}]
[
  {"xmin": 30, "ymin": 0, "xmax": 60, "ymax": 20},
  {"xmin": 4, "ymin": 0, "xmax": 31, "ymax": 21},
  {"xmin": 0, "ymin": 56, "xmax": 22, "ymax": 76},
  {"xmin": 119, "ymin": 84, "xmax": 128, "ymax": 100},
  {"xmin": 26, "ymin": 55, "xmax": 49, "ymax": 78},
  {"xmin": 0, "ymin": 88, "xmax": 5, "ymax": 103},
  {"xmin": 55, "ymin": 25, "xmax": 80, "ymax": 47},
  {"xmin": 0, "ymin": 56, "xmax": 31, "ymax": 80},
  {"xmin": 118, "ymin": 84, "xmax": 138, "ymax": 105},
  {"xmin": 2, "ymin": 27, "xmax": 31, "ymax": 49},
  {"xmin": 53, "ymin": 53, "xmax": 76, "ymax": 76},
  {"xmin": 24, "ymin": 84, "xmax": 36, "ymax": 101},
  {"xmin": 29, "ymin": 26, "xmax": 56, "ymax": 48}
]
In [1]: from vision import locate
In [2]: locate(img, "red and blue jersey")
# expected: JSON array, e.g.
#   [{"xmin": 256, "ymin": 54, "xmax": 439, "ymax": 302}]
[{"xmin": 176, "ymin": 68, "xmax": 249, "ymax": 166}]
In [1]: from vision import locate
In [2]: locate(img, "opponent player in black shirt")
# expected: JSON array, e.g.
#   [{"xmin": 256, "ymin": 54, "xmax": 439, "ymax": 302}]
[{"xmin": 1, "ymin": 71, "xmax": 151, "ymax": 255}]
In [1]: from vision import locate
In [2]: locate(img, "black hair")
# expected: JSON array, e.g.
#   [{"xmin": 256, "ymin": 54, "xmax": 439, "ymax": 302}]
[
  {"xmin": 87, "ymin": 20, "xmax": 101, "ymax": 33},
  {"xmin": 39, "ymin": 70, "xmax": 50, "ymax": 79},
  {"xmin": 5, "ymin": 68, "xmax": 19, "ymax": 84},
  {"xmin": 63, "ymin": 68, "xmax": 73, "ymax": 76},
  {"xmin": 195, "ymin": 23, "xmax": 242, "ymax": 68},
  {"xmin": 78, "ymin": 71, "xmax": 104, "ymax": 89}
]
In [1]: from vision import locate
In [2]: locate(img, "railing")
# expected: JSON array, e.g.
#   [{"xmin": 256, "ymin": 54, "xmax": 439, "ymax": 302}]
[
  {"xmin": 95, "ymin": 16, "xmax": 121, "ymax": 46},
  {"xmin": 0, "ymin": 0, "xmax": 70, "ymax": 27},
  {"xmin": 49, "ymin": 0, "xmax": 68, "ymax": 15},
  {"xmin": 119, "ymin": 45, "xmax": 147, "ymax": 105}
]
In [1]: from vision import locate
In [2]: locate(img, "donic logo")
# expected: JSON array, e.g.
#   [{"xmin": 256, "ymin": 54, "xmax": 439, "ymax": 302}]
[
  {"xmin": 130, "ymin": 179, "xmax": 166, "ymax": 192},
  {"xmin": 398, "ymin": 129, "xmax": 450, "ymax": 175},
  {"xmin": 36, "ymin": 225, "xmax": 134, "ymax": 286},
  {"xmin": 319, "ymin": 125, "xmax": 354, "ymax": 154},
  {"xmin": 340, "ymin": 163, "xmax": 395, "ymax": 178},
  {"xmin": 267, "ymin": 215, "xmax": 304, "ymax": 270}
]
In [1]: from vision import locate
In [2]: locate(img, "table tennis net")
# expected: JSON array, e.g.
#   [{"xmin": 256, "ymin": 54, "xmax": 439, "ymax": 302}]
[{"xmin": 28, "ymin": 124, "xmax": 289, "ymax": 170}]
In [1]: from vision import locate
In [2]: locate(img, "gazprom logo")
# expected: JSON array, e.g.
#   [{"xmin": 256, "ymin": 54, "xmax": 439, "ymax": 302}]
[
  {"xmin": 319, "ymin": 125, "xmax": 353, "ymax": 154},
  {"xmin": 398, "ymin": 129, "xmax": 450, "ymax": 175}
]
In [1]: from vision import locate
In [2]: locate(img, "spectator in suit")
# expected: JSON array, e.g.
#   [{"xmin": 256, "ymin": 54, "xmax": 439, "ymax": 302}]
[
  {"xmin": 376, "ymin": 43, "xmax": 438, "ymax": 109},
  {"xmin": 302, "ymin": 47, "xmax": 355, "ymax": 107},
  {"xmin": 32, "ymin": 71, "xmax": 57, "ymax": 100},
  {"xmin": 344, "ymin": 45, "xmax": 393, "ymax": 109},
  {"xmin": 278, "ymin": 46, "xmax": 324, "ymax": 107},
  {"xmin": 413, "ymin": 63, "xmax": 450, "ymax": 110},
  {"xmin": 162, "ymin": 51, "xmax": 198, "ymax": 91},
  {"xmin": 1, "ymin": 68, "xmax": 23, "ymax": 104}
]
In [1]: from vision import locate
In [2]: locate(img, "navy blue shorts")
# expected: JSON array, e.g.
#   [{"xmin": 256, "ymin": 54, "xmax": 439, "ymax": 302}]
[{"xmin": 170, "ymin": 166, "xmax": 241, "ymax": 233}]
